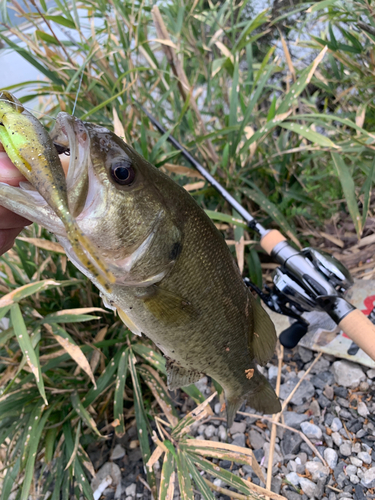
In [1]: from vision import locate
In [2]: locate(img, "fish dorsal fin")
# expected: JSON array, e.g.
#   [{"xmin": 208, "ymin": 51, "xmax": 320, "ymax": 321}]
[
  {"xmin": 166, "ymin": 358, "xmax": 204, "ymax": 390},
  {"xmin": 117, "ymin": 308, "xmax": 142, "ymax": 336},
  {"xmin": 249, "ymin": 294, "xmax": 277, "ymax": 365}
]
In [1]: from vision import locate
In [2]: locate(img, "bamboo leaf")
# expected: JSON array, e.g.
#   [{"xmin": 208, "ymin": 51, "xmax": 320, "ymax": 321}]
[
  {"xmin": 240, "ymin": 187, "xmax": 300, "ymax": 247},
  {"xmin": 205, "ymin": 210, "xmax": 248, "ymax": 229},
  {"xmin": 50, "ymin": 325, "xmax": 97, "ymax": 388},
  {"xmin": 128, "ymin": 350, "xmax": 157, "ymax": 496},
  {"xmin": 361, "ymin": 157, "xmax": 375, "ymax": 228},
  {"xmin": 11, "ymin": 304, "xmax": 47, "ymax": 404},
  {"xmin": 331, "ymin": 153, "xmax": 362, "ymax": 237},
  {"xmin": 138, "ymin": 365, "xmax": 179, "ymax": 426},
  {"xmin": 44, "ymin": 14, "xmax": 76, "ymax": 29},
  {"xmin": 132, "ymin": 343, "xmax": 166, "ymax": 373},
  {"xmin": 279, "ymin": 122, "xmax": 338, "ymax": 148},
  {"xmin": 71, "ymin": 392, "xmax": 102, "ymax": 437},
  {"xmin": 0, "ymin": 280, "xmax": 62, "ymax": 308},
  {"xmin": 159, "ymin": 452, "xmax": 176, "ymax": 499},
  {"xmin": 21, "ymin": 407, "xmax": 52, "ymax": 500},
  {"xmin": 176, "ymin": 449, "xmax": 195, "ymax": 500},
  {"xmin": 113, "ymin": 349, "xmax": 129, "ymax": 436},
  {"xmin": 184, "ymin": 453, "xmax": 216, "ymax": 500}
]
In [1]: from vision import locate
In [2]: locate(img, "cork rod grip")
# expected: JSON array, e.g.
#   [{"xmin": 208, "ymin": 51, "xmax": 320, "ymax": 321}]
[
  {"xmin": 260, "ymin": 230, "xmax": 286, "ymax": 255},
  {"xmin": 339, "ymin": 309, "xmax": 375, "ymax": 361}
]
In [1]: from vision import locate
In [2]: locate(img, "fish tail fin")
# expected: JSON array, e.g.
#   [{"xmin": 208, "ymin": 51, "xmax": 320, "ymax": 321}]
[
  {"xmin": 225, "ymin": 373, "xmax": 280, "ymax": 427},
  {"xmin": 250, "ymin": 294, "xmax": 277, "ymax": 365}
]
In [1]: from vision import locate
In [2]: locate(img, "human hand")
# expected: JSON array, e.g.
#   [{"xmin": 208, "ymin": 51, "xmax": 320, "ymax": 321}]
[{"xmin": 0, "ymin": 144, "xmax": 31, "ymax": 256}]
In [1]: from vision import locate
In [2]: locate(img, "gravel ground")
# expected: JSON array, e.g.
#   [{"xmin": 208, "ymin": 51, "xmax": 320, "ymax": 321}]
[{"xmin": 89, "ymin": 346, "xmax": 375, "ymax": 500}]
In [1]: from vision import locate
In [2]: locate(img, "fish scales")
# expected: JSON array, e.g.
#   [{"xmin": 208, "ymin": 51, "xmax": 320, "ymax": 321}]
[{"xmin": 0, "ymin": 92, "xmax": 281, "ymax": 425}]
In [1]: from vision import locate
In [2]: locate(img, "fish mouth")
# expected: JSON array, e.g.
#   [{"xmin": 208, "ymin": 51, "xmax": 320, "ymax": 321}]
[{"xmin": 51, "ymin": 113, "xmax": 93, "ymax": 218}]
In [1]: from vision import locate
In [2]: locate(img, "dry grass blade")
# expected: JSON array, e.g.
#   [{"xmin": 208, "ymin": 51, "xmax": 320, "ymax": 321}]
[
  {"xmin": 266, "ymin": 342, "xmax": 283, "ymax": 492},
  {"xmin": 238, "ymin": 412, "xmax": 327, "ymax": 466},
  {"xmin": 0, "ymin": 280, "xmax": 61, "ymax": 307},
  {"xmin": 146, "ymin": 443, "xmax": 164, "ymax": 471},
  {"xmin": 172, "ymin": 392, "xmax": 216, "ymax": 438},
  {"xmin": 183, "ymin": 181, "xmax": 205, "ymax": 191},
  {"xmin": 45, "ymin": 323, "xmax": 97, "ymax": 388},
  {"xmin": 280, "ymin": 352, "xmax": 322, "ymax": 412},
  {"xmin": 182, "ymin": 438, "xmax": 255, "ymax": 466},
  {"xmin": 16, "ymin": 237, "xmax": 65, "ymax": 253},
  {"xmin": 280, "ymin": 33, "xmax": 295, "ymax": 82},
  {"xmin": 162, "ymin": 163, "xmax": 204, "ymax": 179},
  {"xmin": 151, "ymin": 5, "xmax": 218, "ymax": 164}
]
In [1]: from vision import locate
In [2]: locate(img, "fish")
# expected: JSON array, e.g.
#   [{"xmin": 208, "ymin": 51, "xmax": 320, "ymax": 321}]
[{"xmin": 0, "ymin": 91, "xmax": 281, "ymax": 425}]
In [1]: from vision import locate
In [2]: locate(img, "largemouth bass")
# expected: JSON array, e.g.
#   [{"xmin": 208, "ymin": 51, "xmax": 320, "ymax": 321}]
[{"xmin": 0, "ymin": 91, "xmax": 281, "ymax": 425}]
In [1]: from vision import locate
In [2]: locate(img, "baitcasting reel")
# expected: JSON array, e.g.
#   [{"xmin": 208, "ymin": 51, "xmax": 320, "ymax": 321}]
[{"xmin": 245, "ymin": 241, "xmax": 357, "ymax": 349}]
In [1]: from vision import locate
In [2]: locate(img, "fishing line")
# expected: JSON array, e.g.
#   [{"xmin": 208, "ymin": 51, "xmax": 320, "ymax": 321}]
[{"xmin": 72, "ymin": 70, "xmax": 84, "ymax": 117}]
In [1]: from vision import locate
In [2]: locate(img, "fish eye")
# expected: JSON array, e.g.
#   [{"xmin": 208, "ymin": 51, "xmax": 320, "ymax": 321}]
[
  {"xmin": 54, "ymin": 143, "xmax": 70, "ymax": 156},
  {"xmin": 110, "ymin": 159, "xmax": 135, "ymax": 186}
]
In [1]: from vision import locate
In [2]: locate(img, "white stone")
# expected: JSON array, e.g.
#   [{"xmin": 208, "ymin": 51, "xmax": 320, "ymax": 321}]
[
  {"xmin": 110, "ymin": 444, "xmax": 126, "ymax": 461},
  {"xmin": 357, "ymin": 401, "xmax": 369, "ymax": 417},
  {"xmin": 332, "ymin": 360, "xmax": 365, "ymax": 388},
  {"xmin": 91, "ymin": 462, "xmax": 121, "ymax": 493},
  {"xmin": 361, "ymin": 467, "xmax": 375, "ymax": 488},
  {"xmin": 286, "ymin": 472, "xmax": 300, "ymax": 486},
  {"xmin": 125, "ymin": 484, "xmax": 137, "ymax": 497},
  {"xmin": 350, "ymin": 456, "xmax": 363, "ymax": 467},
  {"xmin": 339, "ymin": 442, "xmax": 352, "ymax": 457},
  {"xmin": 299, "ymin": 477, "xmax": 317, "ymax": 498},
  {"xmin": 367, "ymin": 368, "xmax": 375, "ymax": 379},
  {"xmin": 330, "ymin": 417, "xmax": 342, "ymax": 432},
  {"xmin": 324, "ymin": 448, "xmax": 338, "ymax": 469},
  {"xmin": 305, "ymin": 461, "xmax": 330, "ymax": 481},
  {"xmin": 358, "ymin": 451, "xmax": 372, "ymax": 464},
  {"xmin": 350, "ymin": 475, "xmax": 360, "ymax": 485},
  {"xmin": 300, "ymin": 422, "xmax": 322, "ymax": 440},
  {"xmin": 268, "ymin": 365, "xmax": 279, "ymax": 379},
  {"xmin": 331, "ymin": 431, "xmax": 343, "ymax": 447},
  {"xmin": 218, "ymin": 425, "xmax": 227, "ymax": 441},
  {"xmin": 204, "ymin": 425, "xmax": 217, "ymax": 438},
  {"xmin": 229, "ymin": 421, "xmax": 246, "ymax": 434}
]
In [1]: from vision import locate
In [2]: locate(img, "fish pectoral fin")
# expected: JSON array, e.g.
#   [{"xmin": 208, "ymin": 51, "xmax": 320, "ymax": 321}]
[
  {"xmin": 166, "ymin": 358, "xmax": 204, "ymax": 390},
  {"xmin": 141, "ymin": 285, "xmax": 198, "ymax": 326},
  {"xmin": 116, "ymin": 308, "xmax": 142, "ymax": 336},
  {"xmin": 249, "ymin": 294, "xmax": 277, "ymax": 366}
]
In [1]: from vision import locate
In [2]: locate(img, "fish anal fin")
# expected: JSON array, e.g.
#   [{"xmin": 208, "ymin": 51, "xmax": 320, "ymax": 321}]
[
  {"xmin": 117, "ymin": 308, "xmax": 142, "ymax": 336},
  {"xmin": 246, "ymin": 375, "xmax": 281, "ymax": 415},
  {"xmin": 250, "ymin": 294, "xmax": 277, "ymax": 365},
  {"xmin": 166, "ymin": 358, "xmax": 204, "ymax": 390},
  {"xmin": 225, "ymin": 373, "xmax": 280, "ymax": 427}
]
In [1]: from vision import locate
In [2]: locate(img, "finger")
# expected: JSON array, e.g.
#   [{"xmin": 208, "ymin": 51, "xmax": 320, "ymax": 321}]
[
  {"xmin": 0, "ymin": 144, "xmax": 26, "ymax": 186},
  {"xmin": 0, "ymin": 227, "xmax": 22, "ymax": 256},
  {"xmin": 0, "ymin": 206, "xmax": 32, "ymax": 229}
]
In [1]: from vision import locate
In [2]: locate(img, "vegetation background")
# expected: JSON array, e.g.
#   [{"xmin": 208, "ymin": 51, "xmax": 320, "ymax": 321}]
[{"xmin": 0, "ymin": 0, "xmax": 374, "ymax": 498}]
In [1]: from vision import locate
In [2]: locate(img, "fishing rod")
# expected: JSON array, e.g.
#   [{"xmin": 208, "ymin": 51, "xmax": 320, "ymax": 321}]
[{"xmin": 140, "ymin": 104, "xmax": 375, "ymax": 361}]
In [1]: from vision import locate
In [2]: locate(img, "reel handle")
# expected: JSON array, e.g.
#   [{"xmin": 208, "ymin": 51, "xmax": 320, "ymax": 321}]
[
  {"xmin": 339, "ymin": 310, "xmax": 375, "ymax": 361},
  {"xmin": 279, "ymin": 321, "xmax": 309, "ymax": 349}
]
